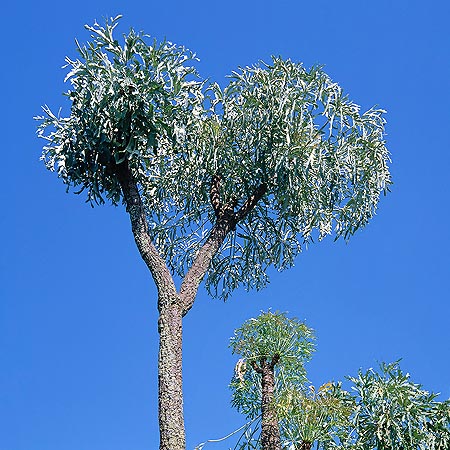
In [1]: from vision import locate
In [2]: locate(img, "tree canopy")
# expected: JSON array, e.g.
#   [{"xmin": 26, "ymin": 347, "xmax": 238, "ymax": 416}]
[
  {"xmin": 348, "ymin": 361, "xmax": 450, "ymax": 449},
  {"xmin": 37, "ymin": 15, "xmax": 391, "ymax": 302}
]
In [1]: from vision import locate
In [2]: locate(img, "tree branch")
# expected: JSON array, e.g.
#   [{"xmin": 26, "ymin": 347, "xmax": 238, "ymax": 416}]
[
  {"xmin": 179, "ymin": 179, "xmax": 268, "ymax": 315},
  {"xmin": 269, "ymin": 353, "xmax": 280, "ymax": 370},
  {"xmin": 115, "ymin": 161, "xmax": 177, "ymax": 306},
  {"xmin": 251, "ymin": 360, "xmax": 263, "ymax": 374},
  {"xmin": 179, "ymin": 219, "xmax": 231, "ymax": 316},
  {"xmin": 235, "ymin": 183, "xmax": 267, "ymax": 223}
]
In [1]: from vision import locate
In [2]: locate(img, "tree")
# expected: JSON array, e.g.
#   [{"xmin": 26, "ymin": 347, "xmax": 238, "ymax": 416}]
[
  {"xmin": 347, "ymin": 361, "xmax": 450, "ymax": 450},
  {"xmin": 230, "ymin": 311, "xmax": 316, "ymax": 449},
  {"xmin": 229, "ymin": 312, "xmax": 351, "ymax": 450},
  {"xmin": 36, "ymin": 16, "xmax": 391, "ymax": 450}
]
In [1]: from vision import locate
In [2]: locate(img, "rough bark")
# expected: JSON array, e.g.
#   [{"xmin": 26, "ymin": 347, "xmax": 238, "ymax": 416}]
[
  {"xmin": 157, "ymin": 294, "xmax": 185, "ymax": 450},
  {"xmin": 253, "ymin": 355, "xmax": 281, "ymax": 450},
  {"xmin": 116, "ymin": 164, "xmax": 267, "ymax": 450},
  {"xmin": 116, "ymin": 162, "xmax": 186, "ymax": 450},
  {"xmin": 299, "ymin": 442, "xmax": 312, "ymax": 450}
]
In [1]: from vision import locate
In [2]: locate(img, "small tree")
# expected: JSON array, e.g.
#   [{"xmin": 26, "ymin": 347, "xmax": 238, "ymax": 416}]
[
  {"xmin": 229, "ymin": 312, "xmax": 352, "ymax": 450},
  {"xmin": 230, "ymin": 311, "xmax": 316, "ymax": 449},
  {"xmin": 36, "ymin": 16, "xmax": 391, "ymax": 450}
]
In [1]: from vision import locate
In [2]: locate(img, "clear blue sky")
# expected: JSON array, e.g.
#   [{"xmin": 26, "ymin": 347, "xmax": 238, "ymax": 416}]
[{"xmin": 1, "ymin": 1, "xmax": 449, "ymax": 449}]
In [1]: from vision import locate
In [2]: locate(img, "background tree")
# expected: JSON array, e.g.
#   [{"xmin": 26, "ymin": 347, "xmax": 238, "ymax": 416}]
[
  {"xmin": 229, "ymin": 319, "xmax": 449, "ymax": 450},
  {"xmin": 36, "ymin": 16, "xmax": 391, "ymax": 450},
  {"xmin": 229, "ymin": 312, "xmax": 352, "ymax": 450},
  {"xmin": 230, "ymin": 311, "xmax": 316, "ymax": 449},
  {"xmin": 347, "ymin": 361, "xmax": 450, "ymax": 450}
]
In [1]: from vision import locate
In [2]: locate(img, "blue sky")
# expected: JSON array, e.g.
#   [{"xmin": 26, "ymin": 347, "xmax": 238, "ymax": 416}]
[{"xmin": 1, "ymin": 0, "xmax": 449, "ymax": 449}]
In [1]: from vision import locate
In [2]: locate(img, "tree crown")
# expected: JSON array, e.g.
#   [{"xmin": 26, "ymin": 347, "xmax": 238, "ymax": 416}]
[
  {"xmin": 230, "ymin": 311, "xmax": 315, "ymax": 366},
  {"xmin": 230, "ymin": 311, "xmax": 316, "ymax": 421},
  {"xmin": 37, "ymin": 17, "xmax": 391, "ymax": 300}
]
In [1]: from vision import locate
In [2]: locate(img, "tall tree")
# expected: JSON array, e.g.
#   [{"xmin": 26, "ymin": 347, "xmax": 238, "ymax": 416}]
[{"xmin": 36, "ymin": 16, "xmax": 391, "ymax": 450}]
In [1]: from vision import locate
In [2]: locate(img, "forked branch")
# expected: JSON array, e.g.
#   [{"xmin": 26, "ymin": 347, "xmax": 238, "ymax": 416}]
[{"xmin": 179, "ymin": 175, "xmax": 268, "ymax": 315}]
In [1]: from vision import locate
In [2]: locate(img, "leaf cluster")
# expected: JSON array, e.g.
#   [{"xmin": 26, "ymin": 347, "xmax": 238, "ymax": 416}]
[
  {"xmin": 348, "ymin": 361, "xmax": 450, "ymax": 450},
  {"xmin": 37, "ymin": 15, "xmax": 204, "ymax": 205},
  {"xmin": 37, "ymin": 17, "xmax": 391, "ymax": 301},
  {"xmin": 230, "ymin": 311, "xmax": 315, "ymax": 371},
  {"xmin": 279, "ymin": 382, "xmax": 354, "ymax": 450}
]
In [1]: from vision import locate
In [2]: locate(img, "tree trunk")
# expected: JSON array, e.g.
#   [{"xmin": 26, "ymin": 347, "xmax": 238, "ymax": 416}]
[
  {"xmin": 158, "ymin": 295, "xmax": 185, "ymax": 450},
  {"xmin": 260, "ymin": 358, "xmax": 281, "ymax": 450},
  {"xmin": 116, "ymin": 162, "xmax": 187, "ymax": 450},
  {"xmin": 116, "ymin": 164, "xmax": 267, "ymax": 450}
]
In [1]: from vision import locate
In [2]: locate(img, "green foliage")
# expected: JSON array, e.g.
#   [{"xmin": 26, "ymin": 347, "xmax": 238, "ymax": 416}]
[
  {"xmin": 36, "ymin": 15, "xmax": 204, "ymax": 205},
  {"xmin": 278, "ymin": 383, "xmax": 354, "ymax": 449},
  {"xmin": 155, "ymin": 57, "xmax": 392, "ymax": 299},
  {"xmin": 348, "ymin": 361, "xmax": 450, "ymax": 450},
  {"xmin": 208, "ymin": 58, "xmax": 390, "ymax": 244},
  {"xmin": 228, "ymin": 312, "xmax": 355, "ymax": 449},
  {"xmin": 228, "ymin": 361, "xmax": 450, "ymax": 450},
  {"xmin": 230, "ymin": 311, "xmax": 315, "ymax": 374},
  {"xmin": 36, "ymin": 17, "xmax": 391, "ymax": 301},
  {"xmin": 230, "ymin": 363, "xmax": 264, "ymax": 421},
  {"xmin": 229, "ymin": 312, "xmax": 315, "ymax": 420},
  {"xmin": 228, "ymin": 316, "xmax": 449, "ymax": 450}
]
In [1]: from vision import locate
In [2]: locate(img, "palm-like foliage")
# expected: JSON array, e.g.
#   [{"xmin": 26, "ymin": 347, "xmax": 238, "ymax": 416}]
[
  {"xmin": 230, "ymin": 312, "xmax": 315, "ymax": 419},
  {"xmin": 279, "ymin": 383, "xmax": 354, "ymax": 450},
  {"xmin": 230, "ymin": 311, "xmax": 316, "ymax": 375}
]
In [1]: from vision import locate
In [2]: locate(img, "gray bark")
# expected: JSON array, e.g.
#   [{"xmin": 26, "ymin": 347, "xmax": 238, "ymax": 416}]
[
  {"xmin": 117, "ymin": 161, "xmax": 186, "ymax": 450},
  {"xmin": 116, "ymin": 163, "xmax": 267, "ymax": 449},
  {"xmin": 157, "ymin": 295, "xmax": 185, "ymax": 450}
]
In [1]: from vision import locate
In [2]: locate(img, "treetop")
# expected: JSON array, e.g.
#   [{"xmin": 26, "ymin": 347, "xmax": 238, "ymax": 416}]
[
  {"xmin": 37, "ymin": 16, "xmax": 391, "ymax": 300},
  {"xmin": 230, "ymin": 311, "xmax": 315, "ymax": 370}
]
